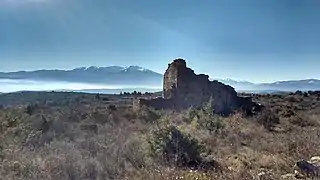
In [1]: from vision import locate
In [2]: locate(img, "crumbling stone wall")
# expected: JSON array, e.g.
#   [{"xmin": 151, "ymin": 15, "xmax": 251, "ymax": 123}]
[
  {"xmin": 134, "ymin": 58, "xmax": 261, "ymax": 115},
  {"xmin": 133, "ymin": 97, "xmax": 173, "ymax": 111}
]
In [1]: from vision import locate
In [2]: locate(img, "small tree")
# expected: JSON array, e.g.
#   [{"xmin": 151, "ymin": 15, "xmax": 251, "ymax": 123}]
[
  {"xmin": 187, "ymin": 98, "xmax": 225, "ymax": 133},
  {"xmin": 95, "ymin": 94, "xmax": 100, "ymax": 100},
  {"xmin": 199, "ymin": 98, "xmax": 225, "ymax": 132},
  {"xmin": 25, "ymin": 103, "xmax": 38, "ymax": 115}
]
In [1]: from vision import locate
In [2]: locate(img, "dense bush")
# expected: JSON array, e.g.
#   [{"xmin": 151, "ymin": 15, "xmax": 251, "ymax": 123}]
[
  {"xmin": 25, "ymin": 103, "xmax": 38, "ymax": 115},
  {"xmin": 148, "ymin": 124, "xmax": 203, "ymax": 166},
  {"xmin": 148, "ymin": 123, "xmax": 218, "ymax": 170},
  {"xmin": 255, "ymin": 109, "xmax": 280, "ymax": 130},
  {"xmin": 187, "ymin": 99, "xmax": 225, "ymax": 133}
]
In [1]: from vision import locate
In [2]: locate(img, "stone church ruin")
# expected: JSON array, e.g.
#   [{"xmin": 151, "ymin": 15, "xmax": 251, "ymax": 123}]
[{"xmin": 134, "ymin": 58, "xmax": 262, "ymax": 115}]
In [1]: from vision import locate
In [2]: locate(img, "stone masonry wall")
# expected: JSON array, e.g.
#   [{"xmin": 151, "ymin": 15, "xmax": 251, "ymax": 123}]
[{"xmin": 134, "ymin": 58, "xmax": 261, "ymax": 115}]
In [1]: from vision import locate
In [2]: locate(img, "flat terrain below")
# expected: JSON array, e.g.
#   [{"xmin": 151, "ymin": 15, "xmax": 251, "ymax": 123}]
[{"xmin": 0, "ymin": 91, "xmax": 319, "ymax": 179}]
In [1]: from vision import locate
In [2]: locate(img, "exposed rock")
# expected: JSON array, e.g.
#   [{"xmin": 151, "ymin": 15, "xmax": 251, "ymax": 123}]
[
  {"xmin": 295, "ymin": 156, "xmax": 320, "ymax": 178},
  {"xmin": 283, "ymin": 156, "xmax": 320, "ymax": 179},
  {"xmin": 134, "ymin": 58, "xmax": 262, "ymax": 115}
]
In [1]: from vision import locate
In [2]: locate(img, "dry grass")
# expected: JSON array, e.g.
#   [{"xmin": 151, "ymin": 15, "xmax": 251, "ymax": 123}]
[{"xmin": 0, "ymin": 92, "xmax": 320, "ymax": 179}]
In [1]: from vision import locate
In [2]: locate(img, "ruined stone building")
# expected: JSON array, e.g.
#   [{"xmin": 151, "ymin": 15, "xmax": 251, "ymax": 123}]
[{"xmin": 134, "ymin": 59, "xmax": 261, "ymax": 115}]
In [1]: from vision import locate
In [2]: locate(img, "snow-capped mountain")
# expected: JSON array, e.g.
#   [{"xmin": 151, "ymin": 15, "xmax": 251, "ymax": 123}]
[
  {"xmin": 73, "ymin": 66, "xmax": 125, "ymax": 73},
  {"xmin": 212, "ymin": 78, "xmax": 256, "ymax": 90},
  {"xmin": 0, "ymin": 65, "xmax": 163, "ymax": 87},
  {"xmin": 73, "ymin": 65, "xmax": 151, "ymax": 73},
  {"xmin": 214, "ymin": 78, "xmax": 320, "ymax": 92},
  {"xmin": 214, "ymin": 78, "xmax": 255, "ymax": 86},
  {"xmin": 259, "ymin": 79, "xmax": 320, "ymax": 91},
  {"xmin": 122, "ymin": 66, "xmax": 150, "ymax": 72}
]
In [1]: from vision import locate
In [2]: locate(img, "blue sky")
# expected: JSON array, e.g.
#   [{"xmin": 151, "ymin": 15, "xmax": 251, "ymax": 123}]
[{"xmin": 0, "ymin": 0, "xmax": 319, "ymax": 83}]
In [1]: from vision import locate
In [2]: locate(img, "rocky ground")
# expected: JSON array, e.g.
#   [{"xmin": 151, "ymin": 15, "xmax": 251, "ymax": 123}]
[{"xmin": 0, "ymin": 91, "xmax": 319, "ymax": 180}]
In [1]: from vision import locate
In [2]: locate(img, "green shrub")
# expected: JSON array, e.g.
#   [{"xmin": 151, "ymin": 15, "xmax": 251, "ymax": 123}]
[
  {"xmin": 187, "ymin": 99, "xmax": 225, "ymax": 133},
  {"xmin": 148, "ymin": 124, "xmax": 205, "ymax": 167}
]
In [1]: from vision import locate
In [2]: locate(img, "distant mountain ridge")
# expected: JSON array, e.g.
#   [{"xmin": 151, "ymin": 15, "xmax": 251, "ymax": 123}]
[
  {"xmin": 216, "ymin": 78, "xmax": 320, "ymax": 92},
  {"xmin": 1, "ymin": 66, "xmax": 320, "ymax": 92},
  {"xmin": 73, "ymin": 65, "xmax": 151, "ymax": 73},
  {"xmin": 0, "ymin": 65, "xmax": 163, "ymax": 87}
]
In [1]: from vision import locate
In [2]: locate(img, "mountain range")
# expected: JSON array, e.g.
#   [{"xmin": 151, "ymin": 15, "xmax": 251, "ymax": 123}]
[
  {"xmin": 215, "ymin": 78, "xmax": 320, "ymax": 92},
  {"xmin": 0, "ymin": 66, "xmax": 163, "ymax": 87},
  {"xmin": 1, "ymin": 66, "xmax": 320, "ymax": 92}
]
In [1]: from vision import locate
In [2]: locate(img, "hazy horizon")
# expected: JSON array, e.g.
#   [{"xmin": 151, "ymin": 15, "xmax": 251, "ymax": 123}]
[
  {"xmin": 0, "ymin": 78, "xmax": 162, "ymax": 93},
  {"xmin": 1, "ymin": 77, "xmax": 320, "ymax": 94},
  {"xmin": 1, "ymin": 0, "xmax": 320, "ymax": 83}
]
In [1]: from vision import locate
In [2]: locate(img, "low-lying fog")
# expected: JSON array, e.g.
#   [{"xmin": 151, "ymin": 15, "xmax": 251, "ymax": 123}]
[{"xmin": 0, "ymin": 79, "xmax": 161, "ymax": 94}]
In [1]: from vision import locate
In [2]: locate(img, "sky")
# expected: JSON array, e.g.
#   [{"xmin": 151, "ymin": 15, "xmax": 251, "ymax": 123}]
[{"xmin": 0, "ymin": 0, "xmax": 319, "ymax": 83}]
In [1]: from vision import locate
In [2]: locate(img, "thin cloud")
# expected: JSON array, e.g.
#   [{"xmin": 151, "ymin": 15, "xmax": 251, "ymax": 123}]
[
  {"xmin": 0, "ymin": 0, "xmax": 53, "ymax": 6},
  {"xmin": 3, "ymin": 0, "xmax": 50, "ymax": 3}
]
